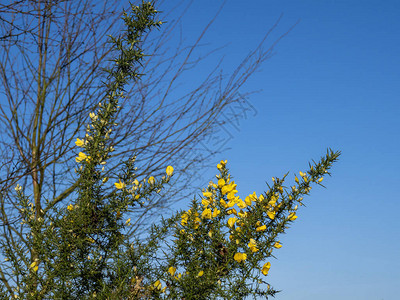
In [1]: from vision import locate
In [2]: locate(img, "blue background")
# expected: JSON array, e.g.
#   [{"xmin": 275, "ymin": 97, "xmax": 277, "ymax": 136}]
[{"xmin": 157, "ymin": 1, "xmax": 400, "ymax": 299}]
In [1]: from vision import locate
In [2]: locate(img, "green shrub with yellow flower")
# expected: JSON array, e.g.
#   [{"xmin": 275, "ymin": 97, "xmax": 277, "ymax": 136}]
[{"xmin": 1, "ymin": 1, "xmax": 339, "ymax": 299}]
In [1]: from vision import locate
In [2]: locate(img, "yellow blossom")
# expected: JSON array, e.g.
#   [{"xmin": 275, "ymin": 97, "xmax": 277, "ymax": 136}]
[
  {"xmin": 248, "ymin": 238, "xmax": 259, "ymax": 253},
  {"xmin": 218, "ymin": 178, "xmax": 225, "ymax": 188},
  {"xmin": 202, "ymin": 199, "xmax": 210, "ymax": 207},
  {"xmin": 194, "ymin": 217, "xmax": 201, "ymax": 229},
  {"xmin": 259, "ymin": 194, "xmax": 265, "ymax": 201},
  {"xmin": 234, "ymin": 252, "xmax": 247, "ymax": 263},
  {"xmin": 295, "ymin": 176, "xmax": 299, "ymax": 183},
  {"xmin": 237, "ymin": 199, "xmax": 247, "ymax": 209},
  {"xmin": 227, "ymin": 191, "xmax": 236, "ymax": 201},
  {"xmin": 238, "ymin": 210, "xmax": 248, "ymax": 218},
  {"xmin": 197, "ymin": 270, "xmax": 204, "ymax": 277},
  {"xmin": 115, "ymin": 179, "xmax": 126, "ymax": 189},
  {"xmin": 274, "ymin": 241, "xmax": 282, "ymax": 248},
  {"xmin": 220, "ymin": 199, "xmax": 228, "ymax": 208},
  {"xmin": 67, "ymin": 204, "xmax": 74, "ymax": 211},
  {"xmin": 168, "ymin": 266, "xmax": 176, "ymax": 276},
  {"xmin": 166, "ymin": 166, "xmax": 174, "ymax": 176},
  {"xmin": 226, "ymin": 200, "xmax": 235, "ymax": 208},
  {"xmin": 30, "ymin": 260, "xmax": 39, "ymax": 272},
  {"xmin": 153, "ymin": 280, "xmax": 162, "ymax": 290},
  {"xmin": 148, "ymin": 176, "xmax": 155, "ymax": 185},
  {"xmin": 288, "ymin": 212, "xmax": 297, "ymax": 221},
  {"xmin": 201, "ymin": 208, "xmax": 212, "ymax": 219},
  {"xmin": 212, "ymin": 209, "xmax": 220, "ymax": 218},
  {"xmin": 227, "ymin": 208, "xmax": 237, "ymax": 215},
  {"xmin": 256, "ymin": 225, "xmax": 267, "ymax": 232},
  {"xmin": 217, "ymin": 160, "xmax": 227, "ymax": 170},
  {"xmin": 75, "ymin": 152, "xmax": 88, "ymax": 163},
  {"xmin": 75, "ymin": 138, "xmax": 85, "ymax": 147},
  {"xmin": 267, "ymin": 210, "xmax": 276, "ymax": 220},
  {"xmin": 125, "ymin": 218, "xmax": 131, "ymax": 225},
  {"xmin": 181, "ymin": 213, "xmax": 188, "ymax": 226},
  {"xmin": 203, "ymin": 191, "xmax": 213, "ymax": 198},
  {"xmin": 262, "ymin": 262, "xmax": 271, "ymax": 275},
  {"xmin": 318, "ymin": 177, "xmax": 324, "ymax": 182},
  {"xmin": 244, "ymin": 196, "xmax": 252, "ymax": 206},
  {"xmin": 227, "ymin": 217, "xmax": 237, "ymax": 227}
]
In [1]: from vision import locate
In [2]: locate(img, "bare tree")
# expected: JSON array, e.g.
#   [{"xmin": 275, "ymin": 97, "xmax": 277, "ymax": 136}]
[{"xmin": 0, "ymin": 0, "xmax": 288, "ymax": 243}]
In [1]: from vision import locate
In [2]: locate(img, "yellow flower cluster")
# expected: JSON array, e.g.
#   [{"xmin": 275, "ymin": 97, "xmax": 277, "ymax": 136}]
[
  {"xmin": 181, "ymin": 209, "xmax": 201, "ymax": 229},
  {"xmin": 177, "ymin": 160, "xmax": 294, "ymax": 278},
  {"xmin": 75, "ymin": 152, "xmax": 91, "ymax": 163}
]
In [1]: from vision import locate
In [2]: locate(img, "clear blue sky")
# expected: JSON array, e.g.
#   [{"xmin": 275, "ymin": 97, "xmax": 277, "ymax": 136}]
[{"xmin": 157, "ymin": 1, "xmax": 400, "ymax": 299}]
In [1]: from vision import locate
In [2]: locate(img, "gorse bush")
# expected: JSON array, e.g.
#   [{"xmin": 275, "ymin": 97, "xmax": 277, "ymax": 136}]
[{"xmin": 0, "ymin": 2, "xmax": 339, "ymax": 299}]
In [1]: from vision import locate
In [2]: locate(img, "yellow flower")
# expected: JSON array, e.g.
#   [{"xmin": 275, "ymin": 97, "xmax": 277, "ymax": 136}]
[
  {"xmin": 125, "ymin": 218, "xmax": 131, "ymax": 225},
  {"xmin": 288, "ymin": 212, "xmax": 297, "ymax": 221},
  {"xmin": 238, "ymin": 210, "xmax": 248, "ymax": 219},
  {"xmin": 295, "ymin": 176, "xmax": 299, "ymax": 183},
  {"xmin": 248, "ymin": 238, "xmax": 259, "ymax": 253},
  {"xmin": 115, "ymin": 179, "xmax": 126, "ymax": 189},
  {"xmin": 197, "ymin": 270, "xmax": 204, "ymax": 277},
  {"xmin": 203, "ymin": 191, "xmax": 213, "ymax": 198},
  {"xmin": 67, "ymin": 204, "xmax": 74, "ymax": 211},
  {"xmin": 75, "ymin": 152, "xmax": 87, "ymax": 163},
  {"xmin": 181, "ymin": 213, "xmax": 189, "ymax": 226},
  {"xmin": 30, "ymin": 261, "xmax": 38, "ymax": 269},
  {"xmin": 202, "ymin": 198, "xmax": 210, "ymax": 207},
  {"xmin": 318, "ymin": 177, "xmax": 324, "ymax": 182},
  {"xmin": 153, "ymin": 280, "xmax": 162, "ymax": 290},
  {"xmin": 30, "ymin": 260, "xmax": 39, "ymax": 272},
  {"xmin": 212, "ymin": 209, "xmax": 220, "ymax": 218},
  {"xmin": 256, "ymin": 225, "xmax": 267, "ymax": 232},
  {"xmin": 234, "ymin": 252, "xmax": 247, "ymax": 263},
  {"xmin": 259, "ymin": 194, "xmax": 265, "ymax": 201},
  {"xmin": 227, "ymin": 208, "xmax": 237, "ymax": 215},
  {"xmin": 237, "ymin": 199, "xmax": 247, "ymax": 209},
  {"xmin": 220, "ymin": 199, "xmax": 228, "ymax": 208},
  {"xmin": 201, "ymin": 208, "xmax": 212, "ymax": 219},
  {"xmin": 267, "ymin": 211, "xmax": 276, "ymax": 220},
  {"xmin": 168, "ymin": 266, "xmax": 176, "ymax": 276},
  {"xmin": 299, "ymin": 171, "xmax": 305, "ymax": 177},
  {"xmin": 217, "ymin": 160, "xmax": 227, "ymax": 170},
  {"xmin": 244, "ymin": 196, "xmax": 252, "ymax": 206},
  {"xmin": 75, "ymin": 138, "xmax": 85, "ymax": 147},
  {"xmin": 226, "ymin": 200, "xmax": 235, "ymax": 208},
  {"xmin": 227, "ymin": 217, "xmax": 237, "ymax": 227},
  {"xmin": 261, "ymin": 262, "xmax": 271, "ymax": 275},
  {"xmin": 274, "ymin": 241, "xmax": 282, "ymax": 248},
  {"xmin": 148, "ymin": 176, "xmax": 155, "ymax": 185},
  {"xmin": 194, "ymin": 219, "xmax": 201, "ymax": 229},
  {"xmin": 218, "ymin": 178, "xmax": 225, "ymax": 188},
  {"xmin": 166, "ymin": 166, "xmax": 174, "ymax": 176}
]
